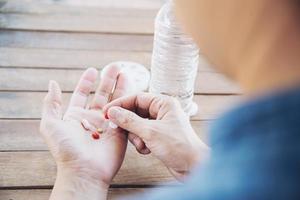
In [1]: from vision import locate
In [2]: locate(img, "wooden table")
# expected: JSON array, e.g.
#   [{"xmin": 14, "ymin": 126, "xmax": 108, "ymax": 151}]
[{"xmin": 0, "ymin": 0, "xmax": 240, "ymax": 199}]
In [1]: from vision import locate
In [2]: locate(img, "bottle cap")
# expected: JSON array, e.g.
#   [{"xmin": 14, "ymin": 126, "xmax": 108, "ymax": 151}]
[{"xmin": 101, "ymin": 61, "xmax": 150, "ymax": 93}]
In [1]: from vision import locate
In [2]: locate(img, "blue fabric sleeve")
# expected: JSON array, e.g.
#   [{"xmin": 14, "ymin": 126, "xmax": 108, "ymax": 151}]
[{"xmin": 121, "ymin": 87, "xmax": 300, "ymax": 200}]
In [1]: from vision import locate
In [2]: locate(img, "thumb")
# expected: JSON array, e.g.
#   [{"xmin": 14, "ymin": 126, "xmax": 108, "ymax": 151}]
[
  {"xmin": 107, "ymin": 106, "xmax": 150, "ymax": 139},
  {"xmin": 42, "ymin": 80, "xmax": 63, "ymax": 120}
]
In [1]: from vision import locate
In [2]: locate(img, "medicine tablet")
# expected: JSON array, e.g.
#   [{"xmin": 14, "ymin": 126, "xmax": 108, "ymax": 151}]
[
  {"xmin": 109, "ymin": 121, "xmax": 118, "ymax": 129},
  {"xmin": 81, "ymin": 119, "xmax": 91, "ymax": 131}
]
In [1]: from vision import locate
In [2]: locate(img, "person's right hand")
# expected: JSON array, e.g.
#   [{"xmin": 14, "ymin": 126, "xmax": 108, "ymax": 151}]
[{"xmin": 103, "ymin": 93, "xmax": 209, "ymax": 181}]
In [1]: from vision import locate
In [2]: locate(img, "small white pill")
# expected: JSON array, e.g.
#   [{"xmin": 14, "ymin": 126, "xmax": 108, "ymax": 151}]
[
  {"xmin": 81, "ymin": 119, "xmax": 97, "ymax": 132},
  {"xmin": 81, "ymin": 119, "xmax": 91, "ymax": 130},
  {"xmin": 109, "ymin": 121, "xmax": 118, "ymax": 129}
]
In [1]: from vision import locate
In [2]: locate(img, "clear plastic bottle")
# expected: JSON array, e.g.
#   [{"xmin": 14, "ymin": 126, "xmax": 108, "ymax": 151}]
[{"xmin": 149, "ymin": 0, "xmax": 199, "ymax": 116}]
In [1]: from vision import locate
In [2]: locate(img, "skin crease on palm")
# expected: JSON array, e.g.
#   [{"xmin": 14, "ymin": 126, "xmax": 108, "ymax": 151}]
[{"xmin": 40, "ymin": 66, "xmax": 130, "ymax": 199}]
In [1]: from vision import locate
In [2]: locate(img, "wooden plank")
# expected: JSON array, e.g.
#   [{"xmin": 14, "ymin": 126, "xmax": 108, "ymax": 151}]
[
  {"xmin": 0, "ymin": 0, "xmax": 166, "ymax": 13},
  {"xmin": 0, "ymin": 188, "xmax": 151, "ymax": 200},
  {"xmin": 0, "ymin": 120, "xmax": 209, "ymax": 151},
  {"xmin": 0, "ymin": 47, "xmax": 152, "ymax": 69},
  {"xmin": 0, "ymin": 30, "xmax": 154, "ymax": 52},
  {"xmin": 0, "ymin": 0, "xmax": 160, "ymax": 34},
  {"xmin": 0, "ymin": 151, "xmax": 175, "ymax": 187},
  {"xmin": 0, "ymin": 189, "xmax": 52, "ymax": 200},
  {"xmin": 0, "ymin": 47, "xmax": 217, "ymax": 72},
  {"xmin": 0, "ymin": 7, "xmax": 157, "ymax": 19},
  {"xmin": 0, "ymin": 68, "xmax": 240, "ymax": 94},
  {"xmin": 0, "ymin": 13, "xmax": 155, "ymax": 34},
  {"xmin": 0, "ymin": 92, "xmax": 240, "ymax": 120}
]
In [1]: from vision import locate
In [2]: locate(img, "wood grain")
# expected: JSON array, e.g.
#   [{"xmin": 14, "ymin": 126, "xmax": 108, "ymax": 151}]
[
  {"xmin": 0, "ymin": 0, "xmax": 164, "ymax": 10},
  {"xmin": 0, "ymin": 188, "xmax": 154, "ymax": 200},
  {"xmin": 0, "ymin": 47, "xmax": 215, "ymax": 72},
  {"xmin": 0, "ymin": 151, "xmax": 175, "ymax": 187},
  {"xmin": 0, "ymin": 47, "xmax": 151, "ymax": 69},
  {"xmin": 0, "ymin": 12, "xmax": 155, "ymax": 34},
  {"xmin": 0, "ymin": 68, "xmax": 240, "ymax": 94},
  {"xmin": 0, "ymin": 30, "xmax": 154, "ymax": 52},
  {"xmin": 0, "ymin": 120, "xmax": 210, "ymax": 151},
  {"xmin": 0, "ymin": 0, "xmax": 159, "ymax": 35},
  {"xmin": 0, "ymin": 92, "xmax": 240, "ymax": 120}
]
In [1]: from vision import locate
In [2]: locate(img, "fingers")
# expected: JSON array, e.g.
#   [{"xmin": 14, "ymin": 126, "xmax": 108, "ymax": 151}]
[
  {"xmin": 128, "ymin": 133, "xmax": 151, "ymax": 155},
  {"xmin": 107, "ymin": 106, "xmax": 151, "ymax": 140},
  {"xmin": 90, "ymin": 65, "xmax": 125, "ymax": 110},
  {"xmin": 68, "ymin": 68, "xmax": 98, "ymax": 108},
  {"xmin": 103, "ymin": 93, "xmax": 171, "ymax": 119},
  {"xmin": 42, "ymin": 80, "xmax": 63, "ymax": 120}
]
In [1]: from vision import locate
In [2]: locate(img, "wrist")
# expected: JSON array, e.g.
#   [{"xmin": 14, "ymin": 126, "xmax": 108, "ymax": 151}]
[
  {"xmin": 50, "ymin": 165, "xmax": 109, "ymax": 200},
  {"xmin": 173, "ymin": 138, "xmax": 210, "ymax": 181},
  {"xmin": 189, "ymin": 144, "xmax": 210, "ymax": 167},
  {"xmin": 187, "ymin": 128, "xmax": 210, "ymax": 163}
]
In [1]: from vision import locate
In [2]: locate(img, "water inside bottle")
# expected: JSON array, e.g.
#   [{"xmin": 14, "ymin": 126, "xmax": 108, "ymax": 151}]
[{"xmin": 150, "ymin": 0, "xmax": 199, "ymax": 116}]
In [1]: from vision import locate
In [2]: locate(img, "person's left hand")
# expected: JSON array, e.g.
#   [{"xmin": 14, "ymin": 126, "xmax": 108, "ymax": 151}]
[{"xmin": 40, "ymin": 67, "xmax": 129, "ymax": 199}]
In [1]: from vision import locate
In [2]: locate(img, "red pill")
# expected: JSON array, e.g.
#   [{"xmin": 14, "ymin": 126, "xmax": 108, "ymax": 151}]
[{"xmin": 92, "ymin": 132, "xmax": 100, "ymax": 140}]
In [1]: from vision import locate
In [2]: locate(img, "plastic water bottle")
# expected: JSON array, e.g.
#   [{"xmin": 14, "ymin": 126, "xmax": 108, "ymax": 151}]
[{"xmin": 149, "ymin": 0, "xmax": 199, "ymax": 116}]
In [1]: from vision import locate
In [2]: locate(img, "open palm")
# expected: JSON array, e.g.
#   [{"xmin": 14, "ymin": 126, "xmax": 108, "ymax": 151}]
[{"xmin": 40, "ymin": 66, "xmax": 129, "ymax": 185}]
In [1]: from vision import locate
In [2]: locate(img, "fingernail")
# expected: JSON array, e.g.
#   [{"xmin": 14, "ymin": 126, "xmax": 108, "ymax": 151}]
[
  {"xmin": 104, "ymin": 112, "xmax": 109, "ymax": 119},
  {"xmin": 109, "ymin": 107, "xmax": 121, "ymax": 119}
]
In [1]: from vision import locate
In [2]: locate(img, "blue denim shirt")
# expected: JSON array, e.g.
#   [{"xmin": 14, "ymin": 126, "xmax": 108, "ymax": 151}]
[{"xmin": 127, "ymin": 87, "xmax": 300, "ymax": 200}]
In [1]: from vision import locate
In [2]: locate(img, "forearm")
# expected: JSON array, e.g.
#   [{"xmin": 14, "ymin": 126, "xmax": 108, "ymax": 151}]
[
  {"xmin": 187, "ymin": 126, "xmax": 210, "ymax": 163},
  {"xmin": 50, "ymin": 167, "xmax": 109, "ymax": 200},
  {"xmin": 173, "ymin": 129, "xmax": 210, "ymax": 181}
]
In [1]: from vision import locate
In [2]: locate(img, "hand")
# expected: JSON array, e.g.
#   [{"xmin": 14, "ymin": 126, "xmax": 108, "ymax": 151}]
[
  {"xmin": 40, "ymin": 67, "xmax": 129, "ymax": 200},
  {"xmin": 103, "ymin": 93, "xmax": 210, "ymax": 181}
]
